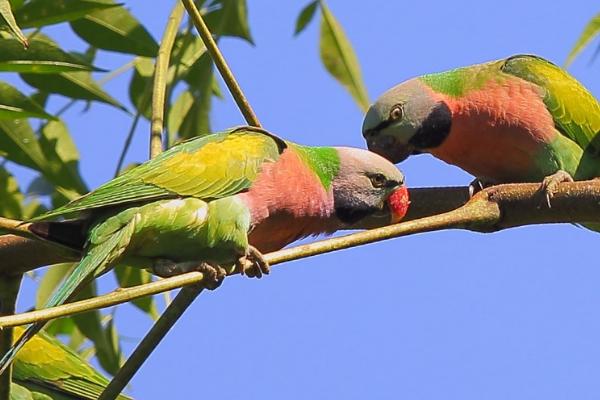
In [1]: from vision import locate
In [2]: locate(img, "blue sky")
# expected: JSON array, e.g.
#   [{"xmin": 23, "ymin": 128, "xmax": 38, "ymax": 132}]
[{"xmin": 10, "ymin": 0, "xmax": 600, "ymax": 398}]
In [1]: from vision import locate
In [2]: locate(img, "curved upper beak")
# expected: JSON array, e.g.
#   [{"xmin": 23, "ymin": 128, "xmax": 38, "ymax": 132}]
[{"xmin": 363, "ymin": 129, "xmax": 414, "ymax": 164}]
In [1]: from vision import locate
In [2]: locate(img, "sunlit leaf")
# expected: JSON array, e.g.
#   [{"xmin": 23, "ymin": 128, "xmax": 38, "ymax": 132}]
[
  {"xmin": 0, "ymin": 36, "xmax": 101, "ymax": 73},
  {"xmin": 70, "ymin": 0, "xmax": 158, "ymax": 57},
  {"xmin": 294, "ymin": 1, "xmax": 318, "ymax": 36},
  {"xmin": 114, "ymin": 265, "xmax": 158, "ymax": 319},
  {"xmin": 38, "ymin": 120, "xmax": 87, "ymax": 195},
  {"xmin": 0, "ymin": 167, "xmax": 23, "ymax": 218},
  {"xmin": 0, "ymin": 0, "xmax": 27, "ymax": 47},
  {"xmin": 36, "ymin": 263, "xmax": 73, "ymax": 308},
  {"xmin": 204, "ymin": 0, "xmax": 253, "ymax": 44},
  {"xmin": 566, "ymin": 13, "xmax": 600, "ymax": 67},
  {"xmin": 21, "ymin": 70, "xmax": 128, "ymax": 111},
  {"xmin": 319, "ymin": 1, "xmax": 369, "ymax": 111},
  {"xmin": 15, "ymin": 0, "xmax": 120, "ymax": 28},
  {"xmin": 0, "ymin": 81, "xmax": 55, "ymax": 120},
  {"xmin": 0, "ymin": 119, "xmax": 47, "ymax": 171}
]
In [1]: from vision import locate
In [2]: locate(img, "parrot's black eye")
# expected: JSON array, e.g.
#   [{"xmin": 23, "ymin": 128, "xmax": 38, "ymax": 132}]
[
  {"xmin": 389, "ymin": 104, "xmax": 403, "ymax": 121},
  {"xmin": 369, "ymin": 173, "xmax": 387, "ymax": 188}
]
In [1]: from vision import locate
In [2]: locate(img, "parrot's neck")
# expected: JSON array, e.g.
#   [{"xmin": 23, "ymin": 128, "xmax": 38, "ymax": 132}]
[{"xmin": 238, "ymin": 147, "xmax": 337, "ymax": 252}]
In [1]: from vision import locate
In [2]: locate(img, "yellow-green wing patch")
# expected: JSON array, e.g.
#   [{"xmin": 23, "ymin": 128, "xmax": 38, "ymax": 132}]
[
  {"xmin": 34, "ymin": 127, "xmax": 286, "ymax": 220},
  {"xmin": 501, "ymin": 54, "xmax": 600, "ymax": 151}
]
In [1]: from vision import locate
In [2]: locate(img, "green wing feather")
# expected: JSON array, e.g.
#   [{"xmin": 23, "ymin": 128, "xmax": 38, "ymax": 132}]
[
  {"xmin": 501, "ymin": 54, "xmax": 600, "ymax": 151},
  {"xmin": 13, "ymin": 327, "xmax": 131, "ymax": 400},
  {"xmin": 35, "ymin": 126, "xmax": 286, "ymax": 221}
]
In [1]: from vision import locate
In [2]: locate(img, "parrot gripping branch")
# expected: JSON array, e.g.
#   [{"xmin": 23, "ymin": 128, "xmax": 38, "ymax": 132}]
[{"xmin": 1, "ymin": 180, "xmax": 600, "ymax": 329}]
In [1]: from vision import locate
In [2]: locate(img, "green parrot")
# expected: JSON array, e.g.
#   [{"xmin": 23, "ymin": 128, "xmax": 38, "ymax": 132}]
[
  {"xmin": 10, "ymin": 326, "xmax": 130, "ymax": 400},
  {"xmin": 362, "ymin": 54, "xmax": 600, "ymax": 199},
  {"xmin": 0, "ymin": 126, "xmax": 410, "ymax": 374}
]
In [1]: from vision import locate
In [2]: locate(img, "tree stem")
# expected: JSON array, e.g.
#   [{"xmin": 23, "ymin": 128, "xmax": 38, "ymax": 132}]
[
  {"xmin": 0, "ymin": 274, "xmax": 22, "ymax": 400},
  {"xmin": 181, "ymin": 0, "xmax": 261, "ymax": 127},
  {"xmin": 99, "ymin": 285, "xmax": 203, "ymax": 400},
  {"xmin": 150, "ymin": 2, "xmax": 185, "ymax": 159}
]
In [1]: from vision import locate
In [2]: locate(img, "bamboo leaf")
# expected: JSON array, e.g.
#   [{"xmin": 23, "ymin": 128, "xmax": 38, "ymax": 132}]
[
  {"xmin": 566, "ymin": 13, "xmax": 600, "ymax": 66},
  {"xmin": 294, "ymin": 1, "xmax": 318, "ymax": 36},
  {"xmin": 0, "ymin": 81, "xmax": 55, "ymax": 120},
  {"xmin": 0, "ymin": 36, "xmax": 100, "ymax": 73},
  {"xmin": 0, "ymin": 0, "xmax": 27, "ymax": 47},
  {"xmin": 15, "ymin": 0, "xmax": 120, "ymax": 28},
  {"xmin": 319, "ymin": 1, "xmax": 369, "ymax": 111},
  {"xmin": 21, "ymin": 70, "xmax": 127, "ymax": 111},
  {"xmin": 70, "ymin": 0, "xmax": 158, "ymax": 57},
  {"xmin": 204, "ymin": 0, "xmax": 253, "ymax": 44},
  {"xmin": 0, "ymin": 167, "xmax": 23, "ymax": 219}
]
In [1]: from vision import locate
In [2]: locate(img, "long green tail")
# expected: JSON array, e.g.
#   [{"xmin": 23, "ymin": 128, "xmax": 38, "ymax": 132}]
[{"xmin": 0, "ymin": 227, "xmax": 130, "ymax": 375}]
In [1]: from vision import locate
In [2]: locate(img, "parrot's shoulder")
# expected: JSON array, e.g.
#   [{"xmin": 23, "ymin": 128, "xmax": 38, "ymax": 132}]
[
  {"xmin": 33, "ymin": 126, "xmax": 287, "ymax": 221},
  {"xmin": 500, "ymin": 54, "xmax": 600, "ymax": 150}
]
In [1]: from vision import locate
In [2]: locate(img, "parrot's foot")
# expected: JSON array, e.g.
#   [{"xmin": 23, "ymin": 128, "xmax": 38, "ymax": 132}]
[
  {"xmin": 468, "ymin": 178, "xmax": 495, "ymax": 197},
  {"xmin": 152, "ymin": 260, "xmax": 226, "ymax": 290},
  {"xmin": 539, "ymin": 170, "xmax": 574, "ymax": 208},
  {"xmin": 236, "ymin": 246, "xmax": 270, "ymax": 279}
]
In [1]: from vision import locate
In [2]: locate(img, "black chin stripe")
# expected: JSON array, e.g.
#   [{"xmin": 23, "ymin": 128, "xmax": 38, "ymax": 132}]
[
  {"xmin": 335, "ymin": 206, "xmax": 379, "ymax": 224},
  {"xmin": 409, "ymin": 101, "xmax": 452, "ymax": 149}
]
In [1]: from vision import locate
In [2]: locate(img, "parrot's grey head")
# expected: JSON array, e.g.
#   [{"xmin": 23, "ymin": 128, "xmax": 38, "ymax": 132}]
[
  {"xmin": 332, "ymin": 147, "xmax": 409, "ymax": 226},
  {"xmin": 362, "ymin": 78, "xmax": 452, "ymax": 163}
]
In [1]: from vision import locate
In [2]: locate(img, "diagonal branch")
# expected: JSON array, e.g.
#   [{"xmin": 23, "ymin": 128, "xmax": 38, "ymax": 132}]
[
  {"xmin": 181, "ymin": 0, "xmax": 261, "ymax": 127},
  {"xmin": 2, "ymin": 180, "xmax": 600, "ymax": 328}
]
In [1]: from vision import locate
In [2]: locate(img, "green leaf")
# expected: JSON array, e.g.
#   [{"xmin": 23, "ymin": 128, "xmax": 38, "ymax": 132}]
[
  {"xmin": 36, "ymin": 263, "xmax": 74, "ymax": 308},
  {"xmin": 0, "ymin": 0, "xmax": 28, "ymax": 47},
  {"xmin": 566, "ymin": 13, "xmax": 600, "ymax": 67},
  {"xmin": 114, "ymin": 265, "xmax": 158, "ymax": 319},
  {"xmin": 70, "ymin": 1, "xmax": 158, "ymax": 57},
  {"xmin": 204, "ymin": 0, "xmax": 253, "ymax": 44},
  {"xmin": 0, "ymin": 36, "xmax": 102, "ymax": 73},
  {"xmin": 38, "ymin": 120, "xmax": 87, "ymax": 195},
  {"xmin": 0, "ymin": 81, "xmax": 55, "ymax": 120},
  {"xmin": 15, "ymin": 0, "xmax": 120, "ymax": 29},
  {"xmin": 0, "ymin": 118, "xmax": 47, "ymax": 171},
  {"xmin": 294, "ymin": 1, "xmax": 318, "ymax": 36},
  {"xmin": 0, "ymin": 167, "xmax": 23, "ymax": 218},
  {"xmin": 0, "ymin": 118, "xmax": 86, "ymax": 198},
  {"xmin": 319, "ymin": 1, "xmax": 369, "ymax": 111},
  {"xmin": 21, "ymin": 70, "xmax": 127, "ymax": 111}
]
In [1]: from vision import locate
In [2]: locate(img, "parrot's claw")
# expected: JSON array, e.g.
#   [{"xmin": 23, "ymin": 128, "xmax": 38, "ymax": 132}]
[
  {"xmin": 539, "ymin": 170, "xmax": 574, "ymax": 208},
  {"xmin": 468, "ymin": 178, "xmax": 494, "ymax": 197},
  {"xmin": 236, "ymin": 246, "xmax": 270, "ymax": 279},
  {"xmin": 152, "ymin": 259, "xmax": 226, "ymax": 290},
  {"xmin": 195, "ymin": 262, "xmax": 227, "ymax": 290}
]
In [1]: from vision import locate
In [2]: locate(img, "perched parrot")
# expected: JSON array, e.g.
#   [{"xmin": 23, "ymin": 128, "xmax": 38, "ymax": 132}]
[
  {"xmin": 0, "ymin": 126, "xmax": 410, "ymax": 374},
  {"xmin": 362, "ymin": 54, "xmax": 600, "ymax": 198},
  {"xmin": 11, "ymin": 326, "xmax": 131, "ymax": 400}
]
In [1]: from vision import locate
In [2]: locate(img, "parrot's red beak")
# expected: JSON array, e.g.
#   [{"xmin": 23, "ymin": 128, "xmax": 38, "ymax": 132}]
[{"xmin": 387, "ymin": 186, "xmax": 410, "ymax": 224}]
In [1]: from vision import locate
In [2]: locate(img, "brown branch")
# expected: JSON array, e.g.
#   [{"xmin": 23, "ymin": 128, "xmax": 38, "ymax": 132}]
[
  {"xmin": 1, "ymin": 180, "xmax": 599, "ymax": 276},
  {"xmin": 2, "ymin": 180, "xmax": 600, "ymax": 328}
]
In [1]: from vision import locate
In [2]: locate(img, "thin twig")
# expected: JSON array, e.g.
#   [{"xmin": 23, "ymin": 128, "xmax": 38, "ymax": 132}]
[
  {"xmin": 114, "ymin": 112, "xmax": 142, "ymax": 177},
  {"xmin": 98, "ymin": 285, "xmax": 203, "ymax": 400},
  {"xmin": 150, "ymin": 2, "xmax": 185, "ymax": 158},
  {"xmin": 181, "ymin": 0, "xmax": 261, "ymax": 127}
]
